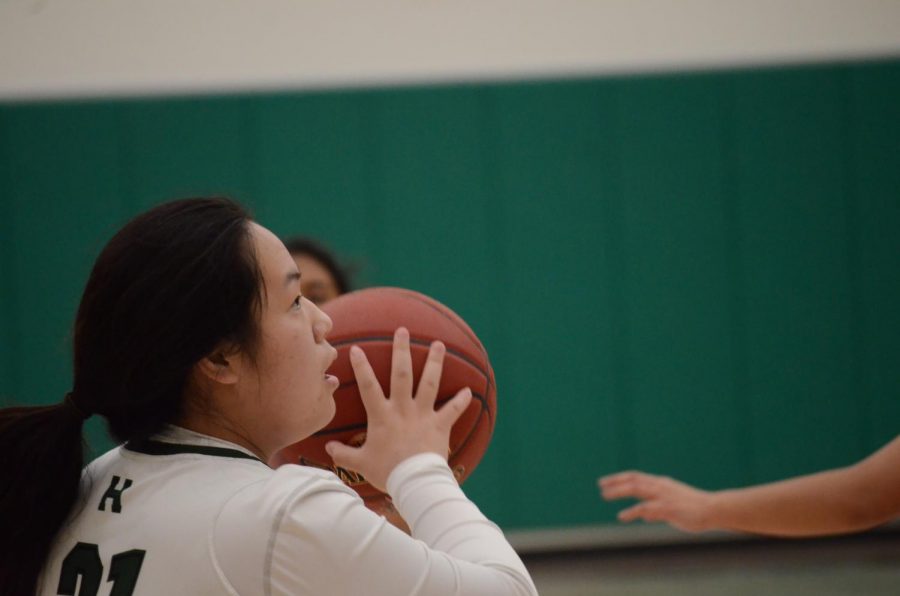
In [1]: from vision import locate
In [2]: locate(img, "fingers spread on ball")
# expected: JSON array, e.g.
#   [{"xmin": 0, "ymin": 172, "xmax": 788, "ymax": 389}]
[
  {"xmin": 390, "ymin": 327, "xmax": 414, "ymax": 404},
  {"xmin": 350, "ymin": 345, "xmax": 386, "ymax": 415},
  {"xmin": 436, "ymin": 387, "xmax": 473, "ymax": 428},
  {"xmin": 326, "ymin": 440, "xmax": 361, "ymax": 473},
  {"xmin": 415, "ymin": 340, "xmax": 445, "ymax": 410}
]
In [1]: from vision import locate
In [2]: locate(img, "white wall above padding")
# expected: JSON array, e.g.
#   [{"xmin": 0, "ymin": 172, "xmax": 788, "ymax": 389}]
[{"xmin": 1, "ymin": 0, "xmax": 899, "ymax": 100}]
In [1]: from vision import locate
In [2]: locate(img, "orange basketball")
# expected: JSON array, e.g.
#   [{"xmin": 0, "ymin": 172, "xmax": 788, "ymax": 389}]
[{"xmin": 270, "ymin": 287, "xmax": 497, "ymax": 516}]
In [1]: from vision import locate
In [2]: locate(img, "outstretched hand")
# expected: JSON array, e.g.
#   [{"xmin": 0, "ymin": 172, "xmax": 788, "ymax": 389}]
[
  {"xmin": 598, "ymin": 471, "xmax": 716, "ymax": 532},
  {"xmin": 326, "ymin": 327, "xmax": 472, "ymax": 492}
]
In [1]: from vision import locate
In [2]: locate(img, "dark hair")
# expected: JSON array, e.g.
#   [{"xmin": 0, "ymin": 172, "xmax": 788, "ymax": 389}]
[
  {"xmin": 282, "ymin": 236, "xmax": 353, "ymax": 295},
  {"xmin": 0, "ymin": 197, "xmax": 262, "ymax": 594}
]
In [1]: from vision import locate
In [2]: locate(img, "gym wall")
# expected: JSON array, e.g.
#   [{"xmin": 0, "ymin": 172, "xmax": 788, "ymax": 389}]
[{"xmin": 2, "ymin": 58, "xmax": 898, "ymax": 532}]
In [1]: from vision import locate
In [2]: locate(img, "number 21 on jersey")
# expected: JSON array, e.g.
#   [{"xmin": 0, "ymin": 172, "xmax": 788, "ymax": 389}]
[{"xmin": 57, "ymin": 543, "xmax": 145, "ymax": 596}]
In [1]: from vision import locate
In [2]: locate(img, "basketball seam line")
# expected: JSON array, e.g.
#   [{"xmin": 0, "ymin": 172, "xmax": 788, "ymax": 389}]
[
  {"xmin": 329, "ymin": 336, "xmax": 492, "ymax": 380},
  {"xmin": 312, "ymin": 391, "xmax": 492, "ymax": 438},
  {"xmin": 391, "ymin": 289, "xmax": 486, "ymax": 356}
]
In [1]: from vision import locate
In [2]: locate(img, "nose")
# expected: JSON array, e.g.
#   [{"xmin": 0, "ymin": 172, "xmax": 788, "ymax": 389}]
[{"xmin": 309, "ymin": 299, "xmax": 333, "ymax": 342}]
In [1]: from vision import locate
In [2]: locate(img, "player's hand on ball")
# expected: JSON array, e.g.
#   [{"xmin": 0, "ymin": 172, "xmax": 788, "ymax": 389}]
[
  {"xmin": 598, "ymin": 471, "xmax": 716, "ymax": 532},
  {"xmin": 325, "ymin": 327, "xmax": 472, "ymax": 492}
]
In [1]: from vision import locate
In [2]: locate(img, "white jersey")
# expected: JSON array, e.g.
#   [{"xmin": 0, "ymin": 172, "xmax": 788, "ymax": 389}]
[{"xmin": 39, "ymin": 426, "xmax": 536, "ymax": 596}]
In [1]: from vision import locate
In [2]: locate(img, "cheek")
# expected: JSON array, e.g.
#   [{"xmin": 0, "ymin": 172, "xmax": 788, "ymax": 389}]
[
  {"xmin": 255, "ymin": 327, "xmax": 302, "ymax": 380},
  {"xmin": 277, "ymin": 325, "xmax": 318, "ymax": 382}
]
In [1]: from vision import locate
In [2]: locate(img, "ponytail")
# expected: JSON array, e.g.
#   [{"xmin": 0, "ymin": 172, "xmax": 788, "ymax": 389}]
[
  {"xmin": 0, "ymin": 196, "xmax": 261, "ymax": 594},
  {"xmin": 0, "ymin": 399, "xmax": 87, "ymax": 595}
]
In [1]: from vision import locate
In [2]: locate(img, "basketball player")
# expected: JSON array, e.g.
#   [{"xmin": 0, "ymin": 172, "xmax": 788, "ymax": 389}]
[
  {"xmin": 280, "ymin": 235, "xmax": 416, "ymax": 534},
  {"xmin": 0, "ymin": 198, "xmax": 537, "ymax": 595},
  {"xmin": 599, "ymin": 435, "xmax": 900, "ymax": 537}
]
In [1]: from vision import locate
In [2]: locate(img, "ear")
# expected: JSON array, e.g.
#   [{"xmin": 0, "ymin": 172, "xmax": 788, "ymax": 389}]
[{"xmin": 196, "ymin": 348, "xmax": 241, "ymax": 385}]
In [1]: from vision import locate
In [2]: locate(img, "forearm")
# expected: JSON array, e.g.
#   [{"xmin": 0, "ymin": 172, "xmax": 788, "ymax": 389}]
[
  {"xmin": 388, "ymin": 453, "xmax": 537, "ymax": 595},
  {"xmin": 708, "ymin": 466, "xmax": 888, "ymax": 537}
]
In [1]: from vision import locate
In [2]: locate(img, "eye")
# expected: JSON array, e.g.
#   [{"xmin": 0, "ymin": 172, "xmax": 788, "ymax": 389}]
[{"xmin": 292, "ymin": 295, "xmax": 303, "ymax": 310}]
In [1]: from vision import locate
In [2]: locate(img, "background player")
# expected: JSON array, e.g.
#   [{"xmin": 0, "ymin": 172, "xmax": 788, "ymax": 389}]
[{"xmin": 283, "ymin": 236, "xmax": 353, "ymax": 306}]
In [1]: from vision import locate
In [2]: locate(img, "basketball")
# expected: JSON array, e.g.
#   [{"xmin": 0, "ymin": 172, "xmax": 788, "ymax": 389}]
[{"xmin": 270, "ymin": 287, "xmax": 497, "ymax": 515}]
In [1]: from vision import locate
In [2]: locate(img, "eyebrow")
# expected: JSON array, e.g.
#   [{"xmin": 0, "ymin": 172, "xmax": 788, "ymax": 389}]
[{"xmin": 285, "ymin": 271, "xmax": 302, "ymax": 287}]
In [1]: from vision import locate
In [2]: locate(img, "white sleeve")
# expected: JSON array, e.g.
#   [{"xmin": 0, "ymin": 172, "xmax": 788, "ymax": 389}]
[
  {"xmin": 385, "ymin": 453, "xmax": 537, "ymax": 595},
  {"xmin": 212, "ymin": 455, "xmax": 537, "ymax": 596}
]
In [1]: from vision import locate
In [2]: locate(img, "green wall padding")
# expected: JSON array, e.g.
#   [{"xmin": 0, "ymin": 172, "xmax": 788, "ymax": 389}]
[{"xmin": 1, "ymin": 60, "xmax": 898, "ymax": 531}]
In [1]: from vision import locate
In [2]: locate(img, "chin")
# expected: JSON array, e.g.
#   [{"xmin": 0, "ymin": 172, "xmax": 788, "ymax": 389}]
[
  {"xmin": 320, "ymin": 401, "xmax": 337, "ymax": 428},
  {"xmin": 321, "ymin": 388, "xmax": 337, "ymax": 416}
]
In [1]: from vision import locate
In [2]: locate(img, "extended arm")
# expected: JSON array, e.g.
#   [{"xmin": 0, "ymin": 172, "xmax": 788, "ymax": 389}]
[{"xmin": 599, "ymin": 435, "xmax": 900, "ymax": 537}]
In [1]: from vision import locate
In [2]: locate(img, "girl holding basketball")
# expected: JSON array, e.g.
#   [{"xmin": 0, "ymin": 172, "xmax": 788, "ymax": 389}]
[
  {"xmin": 0, "ymin": 198, "xmax": 537, "ymax": 595},
  {"xmin": 599, "ymin": 435, "xmax": 900, "ymax": 537}
]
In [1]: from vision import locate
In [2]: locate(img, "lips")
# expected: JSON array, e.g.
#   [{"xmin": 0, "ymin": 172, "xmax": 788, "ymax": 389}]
[
  {"xmin": 323, "ymin": 345, "xmax": 339, "ymax": 386},
  {"xmin": 325, "ymin": 373, "xmax": 340, "ymax": 389}
]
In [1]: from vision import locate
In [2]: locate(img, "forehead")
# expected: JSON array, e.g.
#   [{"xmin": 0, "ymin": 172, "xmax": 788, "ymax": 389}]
[{"xmin": 249, "ymin": 223, "xmax": 298, "ymax": 289}]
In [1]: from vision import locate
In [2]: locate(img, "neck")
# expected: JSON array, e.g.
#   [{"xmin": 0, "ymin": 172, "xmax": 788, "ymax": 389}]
[{"xmin": 176, "ymin": 409, "xmax": 270, "ymax": 463}]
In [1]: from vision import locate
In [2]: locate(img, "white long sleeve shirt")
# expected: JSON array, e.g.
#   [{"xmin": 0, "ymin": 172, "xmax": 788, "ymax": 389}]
[{"xmin": 40, "ymin": 426, "xmax": 537, "ymax": 596}]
